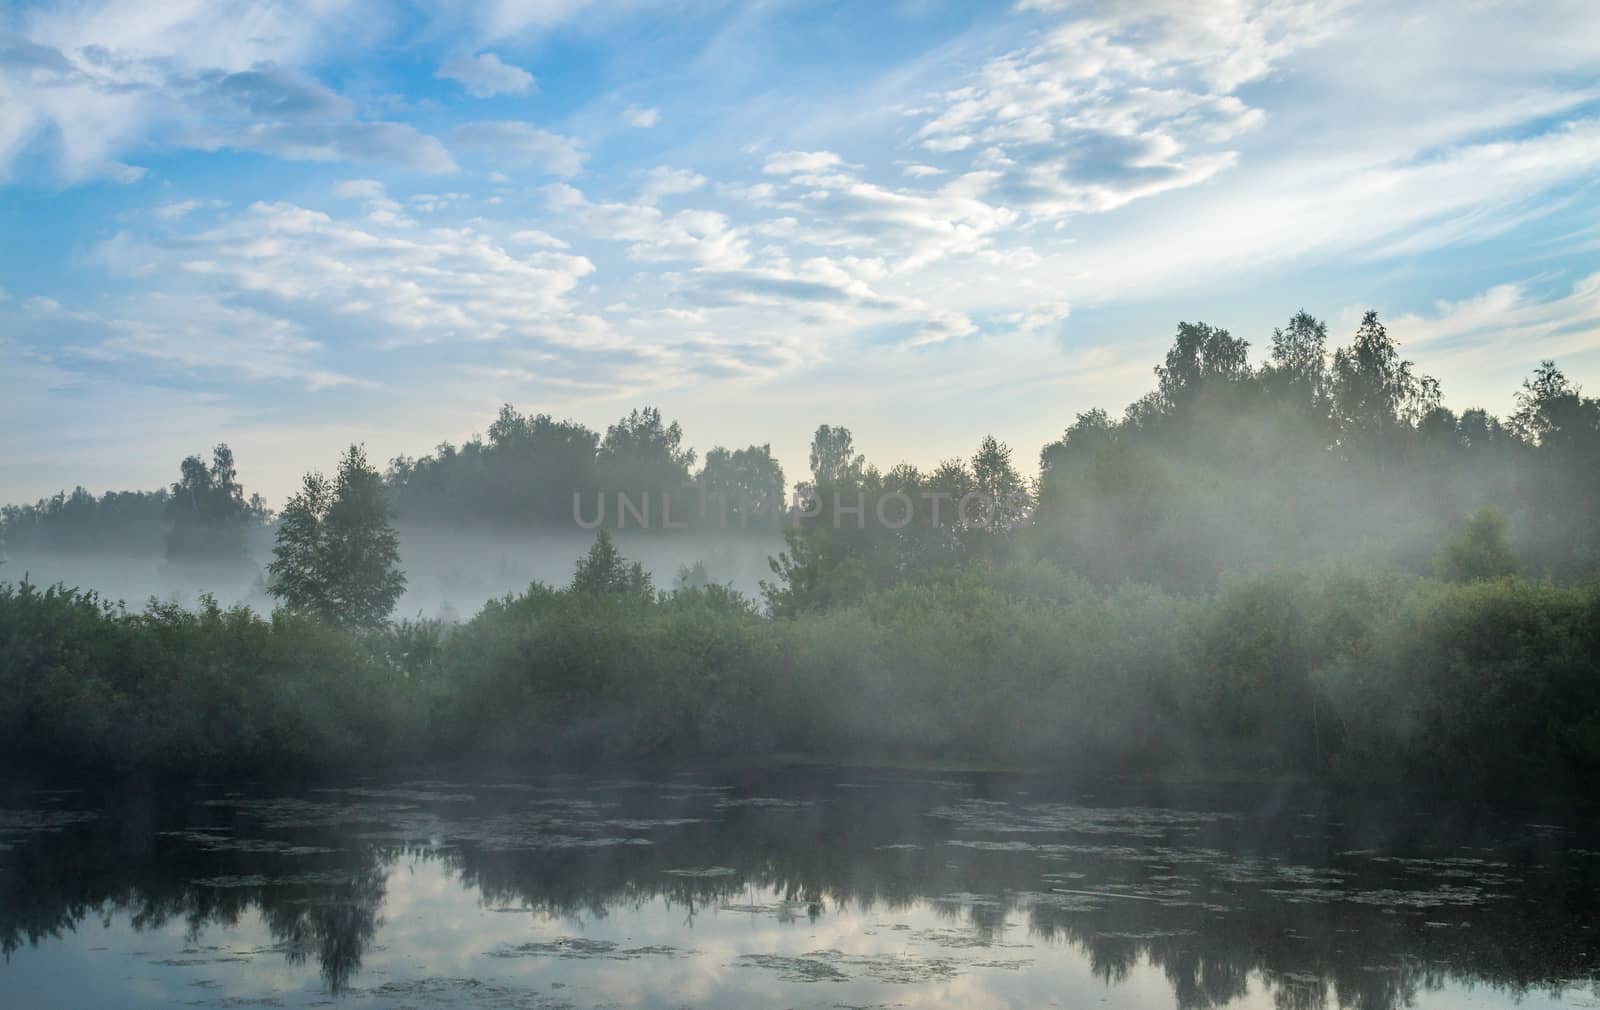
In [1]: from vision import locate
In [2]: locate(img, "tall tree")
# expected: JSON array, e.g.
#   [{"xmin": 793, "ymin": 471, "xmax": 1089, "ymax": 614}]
[
  {"xmin": 1263, "ymin": 310, "xmax": 1330, "ymax": 410},
  {"xmin": 267, "ymin": 471, "xmax": 334, "ymax": 617},
  {"xmin": 1154, "ymin": 321, "xmax": 1252, "ymax": 411},
  {"xmin": 165, "ymin": 443, "xmax": 252, "ymax": 563},
  {"xmin": 570, "ymin": 530, "xmax": 653, "ymax": 599},
  {"xmin": 1331, "ymin": 310, "xmax": 1436, "ymax": 440},
  {"xmin": 699, "ymin": 444, "xmax": 786, "ymax": 526},
  {"xmin": 970, "ymin": 435, "xmax": 1030, "ymax": 535},
  {"xmin": 268, "ymin": 446, "xmax": 406, "ymax": 626},
  {"xmin": 808, "ymin": 424, "xmax": 864, "ymax": 487},
  {"xmin": 1511, "ymin": 360, "xmax": 1599, "ymax": 448}
]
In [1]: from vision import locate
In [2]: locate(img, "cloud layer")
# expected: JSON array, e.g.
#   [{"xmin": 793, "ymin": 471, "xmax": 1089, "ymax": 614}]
[{"xmin": 3, "ymin": 0, "xmax": 1600, "ymax": 501}]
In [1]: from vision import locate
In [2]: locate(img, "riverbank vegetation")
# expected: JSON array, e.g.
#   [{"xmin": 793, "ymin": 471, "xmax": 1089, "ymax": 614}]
[
  {"xmin": 2, "ymin": 309, "xmax": 1599, "ymax": 791},
  {"xmin": 4, "ymin": 550, "xmax": 1597, "ymax": 792}
]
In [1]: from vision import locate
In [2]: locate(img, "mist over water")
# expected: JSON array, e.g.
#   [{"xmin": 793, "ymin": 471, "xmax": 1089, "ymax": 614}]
[{"xmin": 6, "ymin": 0, "xmax": 1600, "ymax": 1006}]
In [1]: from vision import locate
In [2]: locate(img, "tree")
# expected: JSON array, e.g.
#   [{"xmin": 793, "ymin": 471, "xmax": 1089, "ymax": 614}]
[
  {"xmin": 268, "ymin": 446, "xmax": 406, "ymax": 626},
  {"xmin": 808, "ymin": 424, "xmax": 865, "ymax": 486},
  {"xmin": 1263, "ymin": 310, "xmax": 1329, "ymax": 409},
  {"xmin": 1435, "ymin": 508, "xmax": 1517, "ymax": 582},
  {"xmin": 1511, "ymin": 360, "xmax": 1600, "ymax": 448},
  {"xmin": 1154, "ymin": 321, "xmax": 1252, "ymax": 411},
  {"xmin": 969, "ymin": 435, "xmax": 1030, "ymax": 538},
  {"xmin": 570, "ymin": 530, "xmax": 653, "ymax": 599},
  {"xmin": 1040, "ymin": 409, "xmax": 1114, "ymax": 475},
  {"xmin": 972, "ymin": 436, "xmax": 1023, "ymax": 500},
  {"xmin": 699, "ymin": 444, "xmax": 786, "ymax": 526},
  {"xmin": 483, "ymin": 405, "xmax": 602, "ymax": 523},
  {"xmin": 761, "ymin": 525, "xmax": 869, "ymax": 617},
  {"xmin": 1330, "ymin": 310, "xmax": 1436, "ymax": 439},
  {"xmin": 165, "ymin": 444, "xmax": 254, "ymax": 563},
  {"xmin": 599, "ymin": 408, "xmax": 694, "ymax": 482},
  {"xmin": 268, "ymin": 472, "xmax": 334, "ymax": 617}
]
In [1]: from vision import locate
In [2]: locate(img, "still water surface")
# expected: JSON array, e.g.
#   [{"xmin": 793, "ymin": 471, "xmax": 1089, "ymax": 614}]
[{"xmin": 1, "ymin": 768, "xmax": 1597, "ymax": 1009}]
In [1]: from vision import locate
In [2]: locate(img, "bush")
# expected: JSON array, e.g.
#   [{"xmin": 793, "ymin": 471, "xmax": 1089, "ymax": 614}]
[{"xmin": 3, "ymin": 564, "xmax": 1598, "ymax": 794}]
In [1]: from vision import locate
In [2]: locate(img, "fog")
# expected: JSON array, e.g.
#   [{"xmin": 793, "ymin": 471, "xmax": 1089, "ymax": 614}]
[
  {"xmin": 4, "ymin": 310, "xmax": 1599, "ymax": 794},
  {"xmin": 0, "ymin": 523, "xmax": 783, "ymax": 619}
]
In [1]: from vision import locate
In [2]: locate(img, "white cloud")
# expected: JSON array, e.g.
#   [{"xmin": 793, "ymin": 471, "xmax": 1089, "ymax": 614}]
[
  {"xmin": 449, "ymin": 121, "xmax": 585, "ymax": 176},
  {"xmin": 470, "ymin": 0, "xmax": 606, "ymax": 41},
  {"xmin": 90, "ymin": 200, "xmax": 603, "ymax": 354},
  {"xmin": 763, "ymin": 151, "xmax": 847, "ymax": 175},
  {"xmin": 187, "ymin": 120, "xmax": 458, "ymax": 173},
  {"xmin": 1298, "ymin": 272, "xmax": 1598, "ymax": 414},
  {"xmin": 1391, "ymin": 273, "xmax": 1600, "ymax": 369},
  {"xmin": 436, "ymin": 52, "xmax": 536, "ymax": 98},
  {"xmin": 900, "ymin": 0, "xmax": 1336, "ymax": 223},
  {"xmin": 621, "ymin": 104, "xmax": 660, "ymax": 128},
  {"xmin": 640, "ymin": 166, "xmax": 706, "ymax": 203},
  {"xmin": 155, "ymin": 199, "xmax": 225, "ymax": 220},
  {"xmin": 0, "ymin": 2, "xmax": 448, "ymax": 180},
  {"xmin": 81, "ymin": 295, "xmax": 363, "ymax": 389},
  {"xmin": 8, "ymin": 0, "xmax": 1600, "ymax": 501},
  {"xmin": 332, "ymin": 178, "xmax": 387, "ymax": 200},
  {"xmin": 550, "ymin": 183, "xmax": 750, "ymax": 270},
  {"xmin": 748, "ymin": 162, "xmax": 1018, "ymax": 272},
  {"xmin": 1034, "ymin": 119, "xmax": 1600, "ymax": 304},
  {"xmin": 508, "ymin": 228, "xmax": 571, "ymax": 249},
  {"xmin": 1005, "ymin": 299, "xmax": 1072, "ymax": 335}
]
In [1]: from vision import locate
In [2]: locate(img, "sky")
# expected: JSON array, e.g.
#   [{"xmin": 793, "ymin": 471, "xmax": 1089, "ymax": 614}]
[{"xmin": 2, "ymin": 0, "xmax": 1600, "ymax": 507}]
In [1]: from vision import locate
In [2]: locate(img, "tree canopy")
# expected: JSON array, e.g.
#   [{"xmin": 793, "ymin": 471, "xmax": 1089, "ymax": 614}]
[{"xmin": 268, "ymin": 446, "xmax": 406, "ymax": 627}]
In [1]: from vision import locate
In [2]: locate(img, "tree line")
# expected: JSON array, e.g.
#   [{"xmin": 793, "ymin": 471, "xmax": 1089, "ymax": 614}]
[
  {"xmin": 3, "ymin": 307, "xmax": 1600, "ymax": 788},
  {"xmin": 4, "ymin": 306, "xmax": 1600, "ymax": 624}
]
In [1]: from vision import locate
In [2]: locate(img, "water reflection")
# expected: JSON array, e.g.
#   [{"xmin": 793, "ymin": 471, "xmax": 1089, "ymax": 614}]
[{"xmin": 1, "ymin": 771, "xmax": 1597, "ymax": 1009}]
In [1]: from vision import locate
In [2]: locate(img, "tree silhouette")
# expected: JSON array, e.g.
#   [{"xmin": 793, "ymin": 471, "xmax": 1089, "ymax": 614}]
[{"xmin": 268, "ymin": 445, "xmax": 406, "ymax": 626}]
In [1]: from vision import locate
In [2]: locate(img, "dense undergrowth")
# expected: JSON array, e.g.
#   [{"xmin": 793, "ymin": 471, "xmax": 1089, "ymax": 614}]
[{"xmin": 5, "ymin": 564, "xmax": 1597, "ymax": 794}]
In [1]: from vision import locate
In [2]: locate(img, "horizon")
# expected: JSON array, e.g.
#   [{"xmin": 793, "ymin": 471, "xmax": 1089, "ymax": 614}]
[{"xmin": 4, "ymin": 0, "xmax": 1600, "ymax": 507}]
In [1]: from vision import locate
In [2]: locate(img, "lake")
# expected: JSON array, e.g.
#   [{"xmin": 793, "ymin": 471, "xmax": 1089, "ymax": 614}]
[{"xmin": 1, "ymin": 768, "xmax": 1596, "ymax": 1009}]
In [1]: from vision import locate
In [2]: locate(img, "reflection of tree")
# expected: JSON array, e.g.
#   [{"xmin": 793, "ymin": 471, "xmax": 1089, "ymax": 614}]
[
  {"xmin": 258, "ymin": 867, "xmax": 387, "ymax": 993},
  {"xmin": 0, "ymin": 800, "xmax": 387, "ymax": 994},
  {"xmin": 2, "ymin": 773, "xmax": 1597, "ymax": 1010}
]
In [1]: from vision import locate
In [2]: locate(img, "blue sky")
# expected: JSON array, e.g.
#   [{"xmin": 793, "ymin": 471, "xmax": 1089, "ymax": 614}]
[{"xmin": 3, "ymin": 0, "xmax": 1599, "ymax": 505}]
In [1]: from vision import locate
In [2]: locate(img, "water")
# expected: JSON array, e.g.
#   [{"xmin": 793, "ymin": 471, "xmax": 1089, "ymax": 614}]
[{"xmin": 1, "ymin": 768, "xmax": 1596, "ymax": 1009}]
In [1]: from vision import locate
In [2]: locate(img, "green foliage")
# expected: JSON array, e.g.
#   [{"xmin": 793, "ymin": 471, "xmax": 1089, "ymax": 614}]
[
  {"xmin": 1155, "ymin": 321, "xmax": 1252, "ymax": 410},
  {"xmin": 9, "ymin": 549, "xmax": 1598, "ymax": 793},
  {"xmin": 0, "ymin": 446, "xmax": 267, "ymax": 561},
  {"xmin": 1435, "ymin": 508, "xmax": 1518, "ymax": 582},
  {"xmin": 164, "ymin": 443, "xmax": 261, "ymax": 563},
  {"xmin": 699, "ymin": 444, "xmax": 786, "ymax": 526},
  {"xmin": 809, "ymin": 424, "xmax": 865, "ymax": 486},
  {"xmin": 0, "ymin": 579, "xmax": 419, "ymax": 775},
  {"xmin": 268, "ymin": 446, "xmax": 406, "ymax": 627},
  {"xmin": 1023, "ymin": 311, "xmax": 1581, "ymax": 589},
  {"xmin": 1, "ymin": 488, "xmax": 171, "ymax": 555},
  {"xmin": 570, "ymin": 530, "xmax": 654, "ymax": 600},
  {"xmin": 8, "ymin": 308, "xmax": 1600, "ymax": 800},
  {"xmin": 762, "ymin": 525, "xmax": 870, "ymax": 616}
]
